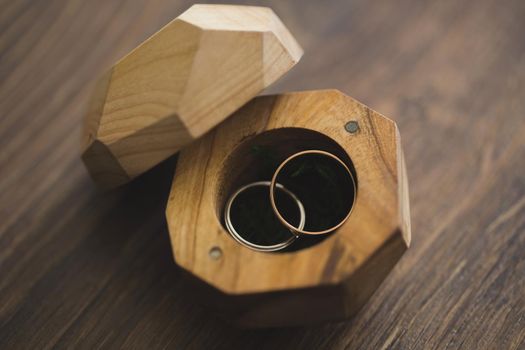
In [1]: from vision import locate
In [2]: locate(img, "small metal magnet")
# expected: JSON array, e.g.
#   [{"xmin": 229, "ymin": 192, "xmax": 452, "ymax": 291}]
[{"xmin": 345, "ymin": 120, "xmax": 359, "ymax": 134}]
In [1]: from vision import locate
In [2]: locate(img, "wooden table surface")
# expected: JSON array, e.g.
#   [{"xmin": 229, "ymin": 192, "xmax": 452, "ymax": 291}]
[{"xmin": 1, "ymin": 0, "xmax": 524, "ymax": 349}]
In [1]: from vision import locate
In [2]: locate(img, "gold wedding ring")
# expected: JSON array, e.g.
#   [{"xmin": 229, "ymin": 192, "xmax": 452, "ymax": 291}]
[{"xmin": 270, "ymin": 150, "xmax": 356, "ymax": 236}]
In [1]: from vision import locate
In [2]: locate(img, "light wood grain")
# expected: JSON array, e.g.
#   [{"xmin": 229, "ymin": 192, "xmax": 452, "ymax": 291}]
[
  {"xmin": 1, "ymin": 0, "xmax": 524, "ymax": 348},
  {"xmin": 81, "ymin": 4, "xmax": 302, "ymax": 188},
  {"xmin": 166, "ymin": 90, "xmax": 410, "ymax": 326}
]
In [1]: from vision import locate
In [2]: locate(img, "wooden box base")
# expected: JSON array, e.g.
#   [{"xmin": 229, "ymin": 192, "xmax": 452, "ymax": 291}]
[{"xmin": 166, "ymin": 89, "xmax": 411, "ymax": 327}]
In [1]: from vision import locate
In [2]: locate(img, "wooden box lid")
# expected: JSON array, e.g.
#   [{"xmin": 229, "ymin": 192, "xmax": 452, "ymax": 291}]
[{"xmin": 81, "ymin": 4, "xmax": 303, "ymax": 188}]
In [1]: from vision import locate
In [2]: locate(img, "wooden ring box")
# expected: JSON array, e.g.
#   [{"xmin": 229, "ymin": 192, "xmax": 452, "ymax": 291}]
[{"xmin": 81, "ymin": 4, "xmax": 411, "ymax": 328}]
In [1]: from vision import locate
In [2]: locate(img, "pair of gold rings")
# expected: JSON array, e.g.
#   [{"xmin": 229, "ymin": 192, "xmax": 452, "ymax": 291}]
[{"xmin": 224, "ymin": 150, "xmax": 356, "ymax": 252}]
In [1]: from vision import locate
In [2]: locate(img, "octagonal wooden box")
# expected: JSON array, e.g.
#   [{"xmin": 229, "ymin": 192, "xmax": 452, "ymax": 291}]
[
  {"xmin": 166, "ymin": 89, "xmax": 411, "ymax": 328},
  {"xmin": 80, "ymin": 4, "xmax": 411, "ymax": 329}
]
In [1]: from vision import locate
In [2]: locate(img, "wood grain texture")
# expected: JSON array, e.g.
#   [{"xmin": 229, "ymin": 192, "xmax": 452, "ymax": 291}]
[
  {"xmin": 166, "ymin": 90, "xmax": 409, "ymax": 327},
  {"xmin": 0, "ymin": 0, "xmax": 524, "ymax": 348},
  {"xmin": 81, "ymin": 4, "xmax": 302, "ymax": 188}
]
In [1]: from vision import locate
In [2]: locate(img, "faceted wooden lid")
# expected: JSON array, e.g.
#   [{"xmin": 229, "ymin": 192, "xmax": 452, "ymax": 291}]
[{"xmin": 81, "ymin": 4, "xmax": 303, "ymax": 188}]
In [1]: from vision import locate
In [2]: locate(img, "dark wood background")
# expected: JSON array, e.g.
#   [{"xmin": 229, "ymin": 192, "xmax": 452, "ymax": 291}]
[{"xmin": 1, "ymin": 0, "xmax": 524, "ymax": 349}]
